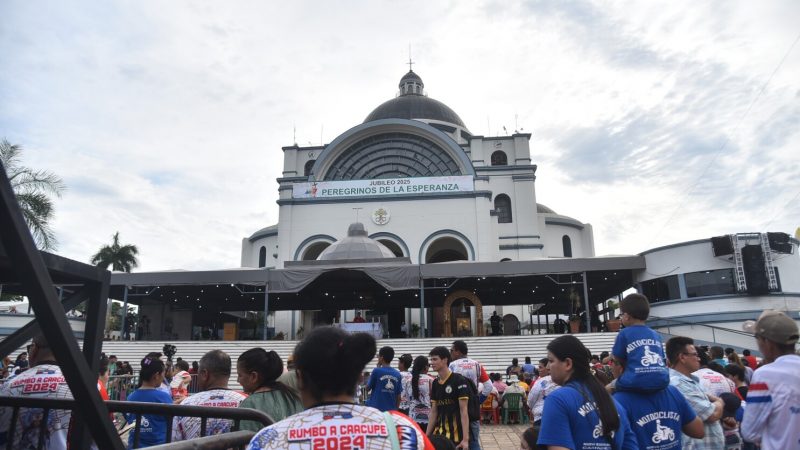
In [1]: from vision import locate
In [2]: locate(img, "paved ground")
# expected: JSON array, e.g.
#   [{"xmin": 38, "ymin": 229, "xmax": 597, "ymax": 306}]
[{"xmin": 479, "ymin": 423, "xmax": 529, "ymax": 449}]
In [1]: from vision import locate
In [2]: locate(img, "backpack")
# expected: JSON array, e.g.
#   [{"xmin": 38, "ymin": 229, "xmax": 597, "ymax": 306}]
[{"xmin": 451, "ymin": 372, "xmax": 480, "ymax": 422}]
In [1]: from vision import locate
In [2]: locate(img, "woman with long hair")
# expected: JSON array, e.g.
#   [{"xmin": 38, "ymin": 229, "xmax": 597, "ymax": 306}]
[
  {"xmin": 401, "ymin": 355, "xmax": 434, "ymax": 430},
  {"xmin": 247, "ymin": 327, "xmax": 434, "ymax": 449},
  {"xmin": 537, "ymin": 335, "xmax": 636, "ymax": 449},
  {"xmin": 236, "ymin": 347, "xmax": 303, "ymax": 431},
  {"xmin": 126, "ymin": 356, "xmax": 173, "ymax": 448}
]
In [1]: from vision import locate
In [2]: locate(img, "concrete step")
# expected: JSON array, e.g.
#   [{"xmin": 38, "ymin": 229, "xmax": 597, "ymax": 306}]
[{"xmin": 99, "ymin": 332, "xmax": 619, "ymax": 390}]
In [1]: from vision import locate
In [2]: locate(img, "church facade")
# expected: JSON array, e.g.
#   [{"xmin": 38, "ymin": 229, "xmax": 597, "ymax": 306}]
[{"xmin": 240, "ymin": 70, "xmax": 595, "ymax": 337}]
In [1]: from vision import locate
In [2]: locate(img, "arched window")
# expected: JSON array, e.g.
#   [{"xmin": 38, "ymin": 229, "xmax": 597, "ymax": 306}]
[
  {"xmin": 258, "ymin": 246, "xmax": 267, "ymax": 268},
  {"xmin": 304, "ymin": 160, "xmax": 315, "ymax": 176},
  {"xmin": 491, "ymin": 151, "xmax": 508, "ymax": 166},
  {"xmin": 562, "ymin": 235, "xmax": 572, "ymax": 257},
  {"xmin": 494, "ymin": 194, "xmax": 512, "ymax": 223}
]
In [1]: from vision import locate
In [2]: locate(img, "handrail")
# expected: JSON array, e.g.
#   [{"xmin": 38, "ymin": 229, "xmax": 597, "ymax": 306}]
[
  {"xmin": 648, "ymin": 315, "xmax": 754, "ymax": 344},
  {"xmin": 0, "ymin": 397, "xmax": 273, "ymax": 450},
  {"xmin": 148, "ymin": 430, "xmax": 257, "ymax": 450}
]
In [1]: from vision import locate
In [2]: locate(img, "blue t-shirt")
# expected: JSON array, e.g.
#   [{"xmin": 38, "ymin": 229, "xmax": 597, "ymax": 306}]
[
  {"xmin": 538, "ymin": 380, "xmax": 638, "ymax": 450},
  {"xmin": 366, "ymin": 366, "xmax": 402, "ymax": 412},
  {"xmin": 126, "ymin": 388, "xmax": 173, "ymax": 448},
  {"xmin": 521, "ymin": 363, "xmax": 535, "ymax": 375},
  {"xmin": 614, "ymin": 385, "xmax": 697, "ymax": 450},
  {"xmin": 612, "ymin": 325, "xmax": 669, "ymax": 392}
]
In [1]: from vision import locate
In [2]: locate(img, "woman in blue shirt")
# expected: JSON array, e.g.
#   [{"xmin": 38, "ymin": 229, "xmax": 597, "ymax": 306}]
[
  {"xmin": 537, "ymin": 335, "xmax": 638, "ymax": 450},
  {"xmin": 126, "ymin": 356, "xmax": 173, "ymax": 448}
]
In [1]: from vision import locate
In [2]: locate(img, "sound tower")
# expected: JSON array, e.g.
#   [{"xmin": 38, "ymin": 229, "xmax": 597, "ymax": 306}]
[
  {"xmin": 711, "ymin": 236, "xmax": 734, "ymax": 256},
  {"xmin": 742, "ymin": 245, "xmax": 768, "ymax": 295}
]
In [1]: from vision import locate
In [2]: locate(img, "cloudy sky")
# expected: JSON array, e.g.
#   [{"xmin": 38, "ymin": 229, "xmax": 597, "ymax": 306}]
[{"xmin": 2, "ymin": 0, "xmax": 799, "ymax": 271}]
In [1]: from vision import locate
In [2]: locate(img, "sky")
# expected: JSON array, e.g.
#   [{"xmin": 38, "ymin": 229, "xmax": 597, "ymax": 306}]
[{"xmin": 1, "ymin": 0, "xmax": 799, "ymax": 272}]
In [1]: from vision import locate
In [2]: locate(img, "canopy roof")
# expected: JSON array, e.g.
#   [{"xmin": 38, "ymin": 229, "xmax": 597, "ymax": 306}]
[{"xmin": 105, "ymin": 255, "xmax": 644, "ymax": 314}]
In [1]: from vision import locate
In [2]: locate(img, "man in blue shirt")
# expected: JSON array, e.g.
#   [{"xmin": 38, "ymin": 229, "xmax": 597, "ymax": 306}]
[{"xmin": 366, "ymin": 346, "xmax": 401, "ymax": 411}]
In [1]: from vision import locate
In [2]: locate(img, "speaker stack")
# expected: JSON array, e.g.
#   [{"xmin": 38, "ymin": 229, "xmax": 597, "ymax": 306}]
[{"xmin": 742, "ymin": 245, "xmax": 769, "ymax": 295}]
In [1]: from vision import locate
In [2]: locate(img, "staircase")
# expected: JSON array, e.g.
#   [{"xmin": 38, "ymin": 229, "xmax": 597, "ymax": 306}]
[{"xmin": 99, "ymin": 333, "xmax": 619, "ymax": 389}]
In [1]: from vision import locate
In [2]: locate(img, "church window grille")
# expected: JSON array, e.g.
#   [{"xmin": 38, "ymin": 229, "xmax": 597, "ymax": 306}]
[
  {"xmin": 491, "ymin": 151, "xmax": 508, "ymax": 166},
  {"xmin": 304, "ymin": 160, "xmax": 315, "ymax": 176},
  {"xmin": 562, "ymin": 235, "xmax": 572, "ymax": 257},
  {"xmin": 495, "ymin": 194, "xmax": 512, "ymax": 223},
  {"xmin": 258, "ymin": 246, "xmax": 267, "ymax": 268}
]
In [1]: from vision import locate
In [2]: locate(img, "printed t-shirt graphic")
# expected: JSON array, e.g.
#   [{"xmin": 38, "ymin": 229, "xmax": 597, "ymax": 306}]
[
  {"xmin": 398, "ymin": 371, "xmax": 413, "ymax": 411},
  {"xmin": 401, "ymin": 373, "xmax": 434, "ymax": 424},
  {"xmin": 537, "ymin": 381, "xmax": 637, "ymax": 450},
  {"xmin": 126, "ymin": 388, "xmax": 174, "ymax": 447},
  {"xmin": 430, "ymin": 372, "xmax": 470, "ymax": 444},
  {"xmin": 173, "ymin": 389, "xmax": 247, "ymax": 440},
  {"xmin": 612, "ymin": 325, "xmax": 669, "ymax": 391},
  {"xmin": 247, "ymin": 403, "xmax": 432, "ymax": 449},
  {"xmin": 448, "ymin": 358, "xmax": 491, "ymax": 397},
  {"xmin": 367, "ymin": 366, "xmax": 402, "ymax": 412},
  {"xmin": 0, "ymin": 364, "xmax": 73, "ymax": 450},
  {"xmin": 614, "ymin": 385, "xmax": 697, "ymax": 450}
]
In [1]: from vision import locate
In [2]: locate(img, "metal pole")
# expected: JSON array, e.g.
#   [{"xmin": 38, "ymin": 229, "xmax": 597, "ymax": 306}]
[
  {"xmin": 291, "ymin": 311, "xmax": 296, "ymax": 340},
  {"xmin": 582, "ymin": 272, "xmax": 591, "ymax": 333},
  {"xmin": 537, "ymin": 313, "xmax": 541, "ymax": 335},
  {"xmin": 419, "ymin": 278, "xmax": 426, "ymax": 338},
  {"xmin": 120, "ymin": 286, "xmax": 129, "ymax": 340},
  {"xmin": 262, "ymin": 283, "xmax": 269, "ymax": 341}
]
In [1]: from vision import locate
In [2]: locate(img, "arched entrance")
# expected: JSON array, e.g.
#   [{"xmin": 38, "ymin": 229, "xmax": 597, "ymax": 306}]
[
  {"xmin": 425, "ymin": 237, "xmax": 468, "ymax": 263},
  {"xmin": 503, "ymin": 314, "xmax": 520, "ymax": 336},
  {"xmin": 302, "ymin": 242, "xmax": 331, "ymax": 260},
  {"xmin": 441, "ymin": 290, "xmax": 484, "ymax": 337}
]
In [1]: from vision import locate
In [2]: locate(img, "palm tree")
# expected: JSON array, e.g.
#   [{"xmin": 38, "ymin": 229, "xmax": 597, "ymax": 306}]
[
  {"xmin": 91, "ymin": 232, "xmax": 139, "ymax": 272},
  {"xmin": 0, "ymin": 139, "xmax": 65, "ymax": 250}
]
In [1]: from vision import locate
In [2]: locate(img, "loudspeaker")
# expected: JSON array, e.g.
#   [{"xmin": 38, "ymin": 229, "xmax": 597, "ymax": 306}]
[
  {"xmin": 767, "ymin": 232, "xmax": 792, "ymax": 254},
  {"xmin": 742, "ymin": 245, "xmax": 769, "ymax": 295},
  {"xmin": 711, "ymin": 236, "xmax": 734, "ymax": 256}
]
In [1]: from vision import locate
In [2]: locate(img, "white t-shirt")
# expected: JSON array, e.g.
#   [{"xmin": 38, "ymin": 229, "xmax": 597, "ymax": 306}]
[
  {"xmin": 693, "ymin": 367, "xmax": 735, "ymax": 396},
  {"xmin": 527, "ymin": 375, "xmax": 560, "ymax": 423},
  {"xmin": 400, "ymin": 373, "xmax": 434, "ymax": 424},
  {"xmin": 247, "ymin": 403, "xmax": 430, "ymax": 449},
  {"xmin": 741, "ymin": 354, "xmax": 800, "ymax": 450},
  {"xmin": 172, "ymin": 388, "xmax": 247, "ymax": 440},
  {"xmin": 0, "ymin": 364, "xmax": 73, "ymax": 450},
  {"xmin": 397, "ymin": 371, "xmax": 412, "ymax": 411},
  {"xmin": 449, "ymin": 357, "xmax": 491, "ymax": 397}
]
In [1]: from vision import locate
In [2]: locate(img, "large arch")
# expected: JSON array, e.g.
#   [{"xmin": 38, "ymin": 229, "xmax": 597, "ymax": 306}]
[
  {"xmin": 442, "ymin": 290, "xmax": 484, "ymax": 337},
  {"xmin": 369, "ymin": 232, "xmax": 410, "ymax": 257},
  {"xmin": 419, "ymin": 230, "xmax": 474, "ymax": 264},
  {"xmin": 310, "ymin": 119, "xmax": 475, "ymax": 181},
  {"xmin": 293, "ymin": 234, "xmax": 337, "ymax": 261}
]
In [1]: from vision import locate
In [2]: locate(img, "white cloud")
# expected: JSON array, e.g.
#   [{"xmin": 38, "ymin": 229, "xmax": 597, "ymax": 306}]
[{"xmin": 1, "ymin": 0, "xmax": 798, "ymax": 269}]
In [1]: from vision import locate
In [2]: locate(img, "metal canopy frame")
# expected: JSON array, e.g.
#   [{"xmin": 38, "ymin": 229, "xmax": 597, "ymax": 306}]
[{"xmin": 0, "ymin": 162, "xmax": 122, "ymax": 449}]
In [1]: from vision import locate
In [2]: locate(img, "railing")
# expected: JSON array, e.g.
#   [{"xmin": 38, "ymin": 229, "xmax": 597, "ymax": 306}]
[
  {"xmin": 648, "ymin": 315, "xmax": 754, "ymax": 344},
  {"xmin": 0, "ymin": 397, "xmax": 273, "ymax": 450},
  {"xmin": 106, "ymin": 373, "xmax": 201, "ymax": 401}
]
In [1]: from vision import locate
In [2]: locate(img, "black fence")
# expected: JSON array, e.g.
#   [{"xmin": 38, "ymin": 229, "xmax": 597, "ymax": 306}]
[{"xmin": 0, "ymin": 397, "xmax": 273, "ymax": 450}]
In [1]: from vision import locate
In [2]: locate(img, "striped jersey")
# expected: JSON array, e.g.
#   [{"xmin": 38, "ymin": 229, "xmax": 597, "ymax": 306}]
[{"xmin": 740, "ymin": 354, "xmax": 800, "ymax": 450}]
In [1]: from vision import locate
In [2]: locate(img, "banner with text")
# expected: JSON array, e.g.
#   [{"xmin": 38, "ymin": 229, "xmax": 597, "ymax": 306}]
[{"xmin": 293, "ymin": 175, "xmax": 474, "ymax": 199}]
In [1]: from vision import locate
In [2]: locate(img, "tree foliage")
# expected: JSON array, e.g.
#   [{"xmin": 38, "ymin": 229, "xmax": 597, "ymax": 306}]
[
  {"xmin": 0, "ymin": 139, "xmax": 65, "ymax": 250},
  {"xmin": 91, "ymin": 231, "xmax": 140, "ymax": 272}
]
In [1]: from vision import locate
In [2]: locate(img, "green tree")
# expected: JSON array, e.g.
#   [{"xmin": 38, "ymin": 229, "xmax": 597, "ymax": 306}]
[
  {"xmin": 0, "ymin": 139, "xmax": 65, "ymax": 250},
  {"xmin": 90, "ymin": 232, "xmax": 139, "ymax": 272}
]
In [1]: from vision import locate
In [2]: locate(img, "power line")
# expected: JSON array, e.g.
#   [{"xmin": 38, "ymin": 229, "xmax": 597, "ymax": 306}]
[
  {"xmin": 649, "ymin": 30, "xmax": 800, "ymax": 246},
  {"xmin": 760, "ymin": 188, "xmax": 800, "ymax": 232}
]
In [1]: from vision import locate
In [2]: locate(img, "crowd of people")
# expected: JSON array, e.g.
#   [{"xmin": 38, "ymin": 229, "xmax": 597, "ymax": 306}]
[{"xmin": 0, "ymin": 293, "xmax": 797, "ymax": 449}]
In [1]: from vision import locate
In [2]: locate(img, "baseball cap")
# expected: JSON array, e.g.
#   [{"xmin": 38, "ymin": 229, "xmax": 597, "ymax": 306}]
[{"xmin": 742, "ymin": 310, "xmax": 799, "ymax": 345}]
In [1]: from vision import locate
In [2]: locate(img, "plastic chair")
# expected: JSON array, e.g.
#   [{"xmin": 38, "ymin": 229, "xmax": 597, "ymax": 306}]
[
  {"xmin": 502, "ymin": 393, "xmax": 528, "ymax": 424},
  {"xmin": 480, "ymin": 393, "xmax": 499, "ymax": 424}
]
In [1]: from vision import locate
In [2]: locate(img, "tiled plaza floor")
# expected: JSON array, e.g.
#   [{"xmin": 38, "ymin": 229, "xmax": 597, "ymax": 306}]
[{"xmin": 478, "ymin": 423, "xmax": 529, "ymax": 450}]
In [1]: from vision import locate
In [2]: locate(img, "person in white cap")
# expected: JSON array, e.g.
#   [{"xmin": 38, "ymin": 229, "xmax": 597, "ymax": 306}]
[{"xmin": 740, "ymin": 310, "xmax": 800, "ymax": 450}]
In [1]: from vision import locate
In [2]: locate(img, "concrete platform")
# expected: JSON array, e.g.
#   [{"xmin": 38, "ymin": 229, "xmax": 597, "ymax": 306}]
[{"xmin": 478, "ymin": 423, "xmax": 530, "ymax": 449}]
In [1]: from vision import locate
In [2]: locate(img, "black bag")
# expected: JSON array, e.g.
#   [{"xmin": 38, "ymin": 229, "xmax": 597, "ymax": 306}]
[{"xmin": 453, "ymin": 372, "xmax": 480, "ymax": 422}]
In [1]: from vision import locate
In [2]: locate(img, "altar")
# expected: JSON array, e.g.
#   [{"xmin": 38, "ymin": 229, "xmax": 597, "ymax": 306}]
[{"xmin": 336, "ymin": 322, "xmax": 383, "ymax": 339}]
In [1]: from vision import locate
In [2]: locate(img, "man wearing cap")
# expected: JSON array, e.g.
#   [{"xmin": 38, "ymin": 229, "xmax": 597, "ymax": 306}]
[{"xmin": 740, "ymin": 310, "xmax": 800, "ymax": 449}]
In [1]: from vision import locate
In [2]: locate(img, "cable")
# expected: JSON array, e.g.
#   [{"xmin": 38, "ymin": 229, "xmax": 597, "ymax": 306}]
[
  {"xmin": 760, "ymin": 188, "xmax": 800, "ymax": 232},
  {"xmin": 649, "ymin": 30, "xmax": 800, "ymax": 246}
]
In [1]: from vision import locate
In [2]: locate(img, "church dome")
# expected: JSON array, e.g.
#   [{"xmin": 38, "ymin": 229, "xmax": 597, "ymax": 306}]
[
  {"xmin": 318, "ymin": 223, "xmax": 396, "ymax": 260},
  {"xmin": 364, "ymin": 71, "xmax": 467, "ymax": 128}
]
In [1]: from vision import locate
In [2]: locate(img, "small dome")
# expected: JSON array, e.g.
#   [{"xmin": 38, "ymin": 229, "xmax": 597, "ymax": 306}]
[
  {"xmin": 317, "ymin": 223, "xmax": 396, "ymax": 260},
  {"xmin": 537, "ymin": 203, "xmax": 557, "ymax": 214},
  {"xmin": 364, "ymin": 70, "xmax": 467, "ymax": 128}
]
